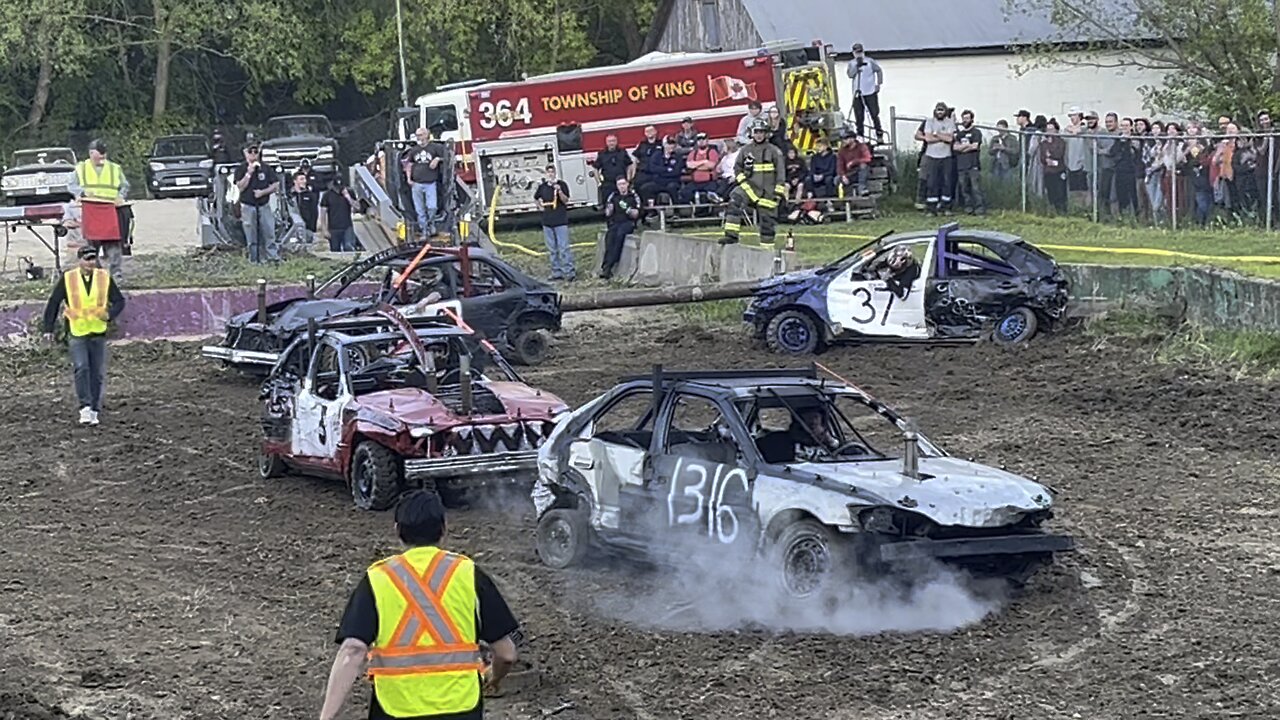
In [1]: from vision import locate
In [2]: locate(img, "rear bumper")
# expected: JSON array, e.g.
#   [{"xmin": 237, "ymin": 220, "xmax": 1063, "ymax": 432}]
[
  {"xmin": 877, "ymin": 533, "xmax": 1076, "ymax": 562},
  {"xmin": 201, "ymin": 344, "xmax": 280, "ymax": 366},
  {"xmin": 404, "ymin": 450, "xmax": 540, "ymax": 487}
]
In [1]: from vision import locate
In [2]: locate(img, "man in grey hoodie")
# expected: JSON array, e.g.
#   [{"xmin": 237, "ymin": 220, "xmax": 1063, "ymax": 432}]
[{"xmin": 1094, "ymin": 112, "xmax": 1119, "ymax": 217}]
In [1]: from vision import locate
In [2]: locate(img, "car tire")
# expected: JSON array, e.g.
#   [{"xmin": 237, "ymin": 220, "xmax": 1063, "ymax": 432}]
[
  {"xmin": 508, "ymin": 328, "xmax": 549, "ymax": 366},
  {"xmin": 772, "ymin": 519, "xmax": 846, "ymax": 599},
  {"xmin": 350, "ymin": 441, "xmax": 403, "ymax": 511},
  {"xmin": 535, "ymin": 507, "xmax": 590, "ymax": 569},
  {"xmin": 258, "ymin": 449, "xmax": 287, "ymax": 479},
  {"xmin": 765, "ymin": 309, "xmax": 822, "ymax": 355},
  {"xmin": 993, "ymin": 306, "xmax": 1039, "ymax": 345}
]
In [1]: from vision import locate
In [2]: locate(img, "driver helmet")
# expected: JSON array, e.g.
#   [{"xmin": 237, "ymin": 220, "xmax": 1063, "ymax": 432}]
[{"xmin": 887, "ymin": 245, "xmax": 912, "ymax": 271}]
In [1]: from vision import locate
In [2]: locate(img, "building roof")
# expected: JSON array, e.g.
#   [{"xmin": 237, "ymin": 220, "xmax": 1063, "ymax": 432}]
[{"xmin": 739, "ymin": 0, "xmax": 1143, "ymax": 54}]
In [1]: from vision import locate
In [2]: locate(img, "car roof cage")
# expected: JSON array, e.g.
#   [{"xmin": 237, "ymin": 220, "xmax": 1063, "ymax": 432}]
[{"xmin": 618, "ymin": 364, "xmax": 819, "ymax": 384}]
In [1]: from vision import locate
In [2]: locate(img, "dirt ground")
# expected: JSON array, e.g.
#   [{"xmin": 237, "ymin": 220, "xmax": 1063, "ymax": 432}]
[{"xmin": 2, "ymin": 313, "xmax": 1278, "ymax": 720}]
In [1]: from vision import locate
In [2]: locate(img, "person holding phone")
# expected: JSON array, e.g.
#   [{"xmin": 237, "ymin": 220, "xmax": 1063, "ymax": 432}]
[{"xmin": 533, "ymin": 165, "xmax": 575, "ymax": 281}]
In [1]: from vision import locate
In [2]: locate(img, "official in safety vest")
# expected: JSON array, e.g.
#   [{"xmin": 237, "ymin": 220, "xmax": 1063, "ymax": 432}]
[
  {"xmin": 322, "ymin": 490, "xmax": 520, "ymax": 720},
  {"xmin": 41, "ymin": 245, "xmax": 126, "ymax": 426},
  {"xmin": 71, "ymin": 139, "xmax": 132, "ymax": 279}
]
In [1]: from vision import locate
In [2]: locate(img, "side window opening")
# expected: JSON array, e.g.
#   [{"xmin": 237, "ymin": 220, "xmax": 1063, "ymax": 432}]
[
  {"xmin": 663, "ymin": 394, "xmax": 741, "ymax": 465},
  {"xmin": 466, "ymin": 260, "xmax": 508, "ymax": 297},
  {"xmin": 312, "ymin": 343, "xmax": 343, "ymax": 401},
  {"xmin": 592, "ymin": 390, "xmax": 656, "ymax": 449}
]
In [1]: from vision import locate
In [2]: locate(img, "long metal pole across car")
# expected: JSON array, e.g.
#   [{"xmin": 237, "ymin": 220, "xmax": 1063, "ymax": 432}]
[{"xmin": 391, "ymin": 242, "xmax": 433, "ymax": 292}]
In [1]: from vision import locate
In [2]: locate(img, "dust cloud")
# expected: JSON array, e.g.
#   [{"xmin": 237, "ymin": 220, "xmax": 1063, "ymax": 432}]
[{"xmin": 587, "ymin": 543, "xmax": 1003, "ymax": 636}]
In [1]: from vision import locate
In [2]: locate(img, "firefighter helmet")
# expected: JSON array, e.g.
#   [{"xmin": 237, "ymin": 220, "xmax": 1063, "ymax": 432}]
[{"xmin": 750, "ymin": 118, "xmax": 770, "ymax": 134}]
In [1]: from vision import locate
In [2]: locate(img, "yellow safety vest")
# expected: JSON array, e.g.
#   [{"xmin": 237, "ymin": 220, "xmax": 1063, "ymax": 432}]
[
  {"xmin": 63, "ymin": 269, "xmax": 110, "ymax": 336},
  {"xmin": 366, "ymin": 546, "xmax": 482, "ymax": 717},
  {"xmin": 76, "ymin": 160, "xmax": 123, "ymax": 199}
]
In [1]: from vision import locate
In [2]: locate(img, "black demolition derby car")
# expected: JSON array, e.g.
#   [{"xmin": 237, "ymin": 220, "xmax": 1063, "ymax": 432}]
[
  {"xmin": 532, "ymin": 366, "xmax": 1074, "ymax": 597},
  {"xmin": 202, "ymin": 243, "xmax": 563, "ymax": 372},
  {"xmin": 745, "ymin": 223, "xmax": 1071, "ymax": 354}
]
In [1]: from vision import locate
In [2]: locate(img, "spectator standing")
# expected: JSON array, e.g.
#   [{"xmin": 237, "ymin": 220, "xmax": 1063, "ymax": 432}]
[
  {"xmin": 953, "ymin": 109, "xmax": 985, "ymax": 215},
  {"xmin": 1083, "ymin": 110, "xmax": 1102, "ymax": 203},
  {"xmin": 1027, "ymin": 114, "xmax": 1048, "ymax": 198},
  {"xmin": 736, "ymin": 101, "xmax": 764, "ymax": 145},
  {"xmin": 989, "ymin": 120, "xmax": 1020, "ymax": 181},
  {"xmin": 836, "ymin": 132, "xmax": 872, "ymax": 196},
  {"xmin": 806, "ymin": 137, "xmax": 837, "ymax": 199},
  {"xmin": 600, "ymin": 177, "xmax": 641, "ymax": 280},
  {"xmin": 1039, "ymin": 118, "xmax": 1068, "ymax": 213},
  {"xmin": 766, "ymin": 105, "xmax": 789, "ymax": 153},
  {"xmin": 675, "ymin": 117, "xmax": 699, "ymax": 156},
  {"xmin": 847, "ymin": 43, "xmax": 884, "ymax": 141},
  {"xmin": 1142, "ymin": 124, "xmax": 1166, "ymax": 224},
  {"xmin": 319, "ymin": 178, "xmax": 358, "ymax": 253},
  {"xmin": 402, "ymin": 127, "xmax": 447, "ymax": 239},
  {"xmin": 41, "ymin": 246, "xmax": 126, "ymax": 425},
  {"xmin": 233, "ymin": 142, "xmax": 280, "ymax": 264},
  {"xmin": 70, "ymin": 139, "xmax": 131, "ymax": 279},
  {"xmin": 1183, "ymin": 125, "xmax": 1214, "ymax": 225},
  {"xmin": 1110, "ymin": 118, "xmax": 1139, "ymax": 216},
  {"xmin": 1161, "ymin": 123, "xmax": 1186, "ymax": 220},
  {"xmin": 631, "ymin": 125, "xmax": 662, "ymax": 191},
  {"xmin": 289, "ymin": 171, "xmax": 319, "ymax": 233},
  {"xmin": 914, "ymin": 118, "xmax": 928, "ymax": 209},
  {"xmin": 1095, "ymin": 112, "xmax": 1119, "ymax": 217},
  {"xmin": 533, "ymin": 165, "xmax": 576, "ymax": 281},
  {"xmin": 640, "ymin": 138, "xmax": 685, "ymax": 206},
  {"xmin": 1231, "ymin": 122, "xmax": 1260, "ymax": 215},
  {"xmin": 1064, "ymin": 108, "xmax": 1089, "ymax": 208},
  {"xmin": 591, "ymin": 134, "xmax": 632, "ymax": 209},
  {"xmin": 211, "ymin": 131, "xmax": 233, "ymax": 165},
  {"xmin": 1133, "ymin": 118, "xmax": 1152, "ymax": 220},
  {"xmin": 677, "ymin": 133, "xmax": 721, "ymax": 204},
  {"xmin": 1254, "ymin": 110, "xmax": 1278, "ymax": 219},
  {"xmin": 715, "ymin": 139, "xmax": 740, "ymax": 198},
  {"xmin": 782, "ymin": 146, "xmax": 808, "ymax": 222},
  {"xmin": 915, "ymin": 102, "xmax": 956, "ymax": 214}
]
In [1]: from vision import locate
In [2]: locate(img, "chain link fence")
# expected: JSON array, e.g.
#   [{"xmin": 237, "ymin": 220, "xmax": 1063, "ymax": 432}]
[{"xmin": 886, "ymin": 108, "xmax": 1280, "ymax": 232}]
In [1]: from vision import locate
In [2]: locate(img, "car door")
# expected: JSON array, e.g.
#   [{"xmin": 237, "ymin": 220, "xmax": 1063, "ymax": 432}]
[
  {"xmin": 291, "ymin": 338, "xmax": 351, "ymax": 461},
  {"xmin": 640, "ymin": 391, "xmax": 757, "ymax": 552},
  {"xmin": 826, "ymin": 240, "xmax": 933, "ymax": 339},
  {"xmin": 459, "ymin": 258, "xmax": 526, "ymax": 339},
  {"xmin": 565, "ymin": 389, "xmax": 655, "ymax": 532}
]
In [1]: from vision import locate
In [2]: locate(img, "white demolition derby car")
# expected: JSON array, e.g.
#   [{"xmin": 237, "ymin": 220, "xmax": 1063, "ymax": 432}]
[{"xmin": 532, "ymin": 367, "xmax": 1075, "ymax": 597}]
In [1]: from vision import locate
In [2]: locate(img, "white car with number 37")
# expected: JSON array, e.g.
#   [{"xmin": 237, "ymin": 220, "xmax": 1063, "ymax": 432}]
[{"xmin": 531, "ymin": 366, "xmax": 1074, "ymax": 597}]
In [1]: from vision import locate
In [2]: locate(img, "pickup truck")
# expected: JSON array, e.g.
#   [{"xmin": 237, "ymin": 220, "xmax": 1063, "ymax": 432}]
[{"xmin": 258, "ymin": 114, "xmax": 341, "ymax": 185}]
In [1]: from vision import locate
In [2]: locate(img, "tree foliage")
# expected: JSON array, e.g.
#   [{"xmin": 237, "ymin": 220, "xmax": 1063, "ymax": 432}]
[
  {"xmin": 1009, "ymin": 0, "xmax": 1280, "ymax": 121},
  {"xmin": 0, "ymin": 0, "xmax": 655, "ymax": 154}
]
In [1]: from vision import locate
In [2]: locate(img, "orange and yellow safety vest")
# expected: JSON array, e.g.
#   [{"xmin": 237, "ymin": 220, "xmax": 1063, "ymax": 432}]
[
  {"xmin": 366, "ymin": 546, "xmax": 483, "ymax": 716},
  {"xmin": 63, "ymin": 269, "xmax": 110, "ymax": 336}
]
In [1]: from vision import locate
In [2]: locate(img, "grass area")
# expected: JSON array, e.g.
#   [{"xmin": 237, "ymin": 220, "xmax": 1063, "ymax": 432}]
[
  {"xmin": 0, "ymin": 248, "xmax": 348, "ymax": 303},
  {"xmin": 1085, "ymin": 310, "xmax": 1280, "ymax": 378}
]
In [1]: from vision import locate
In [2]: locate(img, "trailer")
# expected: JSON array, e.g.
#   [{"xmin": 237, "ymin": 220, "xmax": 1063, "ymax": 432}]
[{"xmin": 411, "ymin": 42, "xmax": 842, "ymax": 217}]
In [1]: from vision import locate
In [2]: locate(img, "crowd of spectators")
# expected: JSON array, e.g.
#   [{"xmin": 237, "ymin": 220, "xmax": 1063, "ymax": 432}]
[
  {"xmin": 587, "ymin": 100, "xmax": 877, "ymax": 218},
  {"xmin": 911, "ymin": 103, "xmax": 1280, "ymax": 226}
]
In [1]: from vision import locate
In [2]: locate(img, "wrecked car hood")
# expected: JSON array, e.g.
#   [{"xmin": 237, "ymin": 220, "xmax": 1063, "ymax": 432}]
[
  {"xmin": 355, "ymin": 384, "xmax": 567, "ymax": 428},
  {"xmin": 787, "ymin": 456, "xmax": 1054, "ymax": 528},
  {"xmin": 229, "ymin": 298, "xmax": 367, "ymax": 330}
]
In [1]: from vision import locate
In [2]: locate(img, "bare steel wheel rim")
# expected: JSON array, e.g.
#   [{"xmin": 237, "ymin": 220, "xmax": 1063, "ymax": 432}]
[
  {"xmin": 356, "ymin": 452, "xmax": 376, "ymax": 497},
  {"xmin": 784, "ymin": 535, "xmax": 831, "ymax": 597},
  {"xmin": 543, "ymin": 516, "xmax": 576, "ymax": 565}
]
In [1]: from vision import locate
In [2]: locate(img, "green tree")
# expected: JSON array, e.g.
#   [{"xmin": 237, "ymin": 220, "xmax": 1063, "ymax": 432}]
[{"xmin": 1009, "ymin": 0, "xmax": 1280, "ymax": 120}]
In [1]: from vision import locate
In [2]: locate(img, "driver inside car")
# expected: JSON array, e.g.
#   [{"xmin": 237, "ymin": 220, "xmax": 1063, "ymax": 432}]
[
  {"xmin": 788, "ymin": 406, "xmax": 841, "ymax": 461},
  {"xmin": 866, "ymin": 245, "xmax": 920, "ymax": 299}
]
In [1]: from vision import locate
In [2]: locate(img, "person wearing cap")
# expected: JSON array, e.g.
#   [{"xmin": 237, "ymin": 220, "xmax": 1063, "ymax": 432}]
[
  {"xmin": 234, "ymin": 142, "xmax": 281, "ymax": 263},
  {"xmin": 846, "ymin": 43, "xmax": 884, "ymax": 141},
  {"xmin": 677, "ymin": 133, "xmax": 721, "ymax": 205},
  {"xmin": 915, "ymin": 102, "xmax": 956, "ymax": 214},
  {"xmin": 319, "ymin": 176, "xmax": 359, "ymax": 253},
  {"xmin": 40, "ymin": 245, "xmax": 127, "ymax": 426},
  {"xmin": 321, "ymin": 489, "xmax": 520, "ymax": 720},
  {"xmin": 70, "ymin": 139, "xmax": 131, "ymax": 278},
  {"xmin": 675, "ymin": 117, "xmax": 699, "ymax": 156},
  {"xmin": 211, "ymin": 130, "xmax": 233, "ymax": 165},
  {"xmin": 836, "ymin": 131, "xmax": 872, "ymax": 197},
  {"xmin": 639, "ymin": 137, "xmax": 685, "ymax": 207}
]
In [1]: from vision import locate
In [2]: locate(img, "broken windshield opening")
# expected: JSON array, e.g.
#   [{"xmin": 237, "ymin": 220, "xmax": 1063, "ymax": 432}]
[{"xmin": 740, "ymin": 389, "xmax": 894, "ymax": 464}]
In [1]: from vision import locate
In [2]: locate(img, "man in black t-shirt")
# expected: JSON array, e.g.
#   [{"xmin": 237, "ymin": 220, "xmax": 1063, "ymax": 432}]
[
  {"xmin": 533, "ymin": 165, "xmax": 576, "ymax": 281},
  {"xmin": 320, "ymin": 490, "xmax": 520, "ymax": 720},
  {"xmin": 601, "ymin": 176, "xmax": 640, "ymax": 280},
  {"xmin": 320, "ymin": 178, "xmax": 358, "ymax": 252},
  {"xmin": 401, "ymin": 127, "xmax": 448, "ymax": 238},
  {"xmin": 289, "ymin": 171, "xmax": 319, "ymax": 233},
  {"xmin": 591, "ymin": 134, "xmax": 632, "ymax": 209},
  {"xmin": 953, "ymin": 109, "xmax": 985, "ymax": 215},
  {"xmin": 233, "ymin": 143, "xmax": 281, "ymax": 263}
]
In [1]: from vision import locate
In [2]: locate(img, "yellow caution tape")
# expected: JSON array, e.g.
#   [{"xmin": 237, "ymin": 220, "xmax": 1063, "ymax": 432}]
[{"xmin": 1035, "ymin": 243, "xmax": 1280, "ymax": 264}]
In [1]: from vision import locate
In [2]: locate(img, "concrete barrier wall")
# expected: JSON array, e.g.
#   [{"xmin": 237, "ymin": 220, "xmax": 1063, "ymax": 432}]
[
  {"xmin": 595, "ymin": 230, "xmax": 796, "ymax": 285},
  {"xmin": 1061, "ymin": 263, "xmax": 1280, "ymax": 330}
]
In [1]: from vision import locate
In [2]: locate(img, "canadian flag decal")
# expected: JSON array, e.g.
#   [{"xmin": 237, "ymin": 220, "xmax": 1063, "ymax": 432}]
[{"xmin": 708, "ymin": 74, "xmax": 758, "ymax": 105}]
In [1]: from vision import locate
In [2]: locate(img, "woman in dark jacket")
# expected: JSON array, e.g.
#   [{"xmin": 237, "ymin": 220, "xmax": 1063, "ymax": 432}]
[
  {"xmin": 766, "ymin": 105, "xmax": 790, "ymax": 152},
  {"xmin": 1039, "ymin": 118, "xmax": 1068, "ymax": 213}
]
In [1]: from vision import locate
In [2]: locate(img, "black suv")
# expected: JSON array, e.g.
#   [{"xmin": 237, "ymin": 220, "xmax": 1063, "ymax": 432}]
[
  {"xmin": 259, "ymin": 114, "xmax": 341, "ymax": 185},
  {"xmin": 201, "ymin": 243, "xmax": 563, "ymax": 373},
  {"xmin": 145, "ymin": 134, "xmax": 213, "ymax": 198}
]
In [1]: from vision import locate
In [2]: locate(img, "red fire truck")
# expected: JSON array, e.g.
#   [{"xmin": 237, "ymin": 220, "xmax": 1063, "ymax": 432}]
[{"xmin": 410, "ymin": 42, "xmax": 841, "ymax": 215}]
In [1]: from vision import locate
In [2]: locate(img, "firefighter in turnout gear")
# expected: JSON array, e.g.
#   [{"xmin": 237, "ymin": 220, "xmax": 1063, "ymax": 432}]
[{"xmin": 721, "ymin": 118, "xmax": 785, "ymax": 245}]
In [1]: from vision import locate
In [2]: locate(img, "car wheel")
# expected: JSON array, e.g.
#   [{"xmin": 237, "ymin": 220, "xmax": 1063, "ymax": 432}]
[
  {"xmin": 508, "ymin": 328, "xmax": 549, "ymax": 366},
  {"xmin": 773, "ymin": 519, "xmax": 845, "ymax": 599},
  {"xmin": 993, "ymin": 307, "xmax": 1039, "ymax": 345},
  {"xmin": 258, "ymin": 449, "xmax": 287, "ymax": 479},
  {"xmin": 350, "ymin": 441, "xmax": 403, "ymax": 511},
  {"xmin": 536, "ymin": 507, "xmax": 590, "ymax": 569},
  {"xmin": 765, "ymin": 310, "xmax": 821, "ymax": 355}
]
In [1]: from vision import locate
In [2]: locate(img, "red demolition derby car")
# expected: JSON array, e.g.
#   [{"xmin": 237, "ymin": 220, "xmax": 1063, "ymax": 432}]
[{"xmin": 257, "ymin": 304, "xmax": 568, "ymax": 510}]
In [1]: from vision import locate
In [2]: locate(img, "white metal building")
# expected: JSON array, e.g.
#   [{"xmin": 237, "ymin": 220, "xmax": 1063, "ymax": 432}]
[{"xmin": 652, "ymin": 0, "xmax": 1165, "ymax": 149}]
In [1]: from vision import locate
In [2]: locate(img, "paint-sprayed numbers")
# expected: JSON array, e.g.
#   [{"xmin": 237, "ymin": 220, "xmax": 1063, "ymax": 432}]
[{"xmin": 666, "ymin": 457, "xmax": 749, "ymax": 544}]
